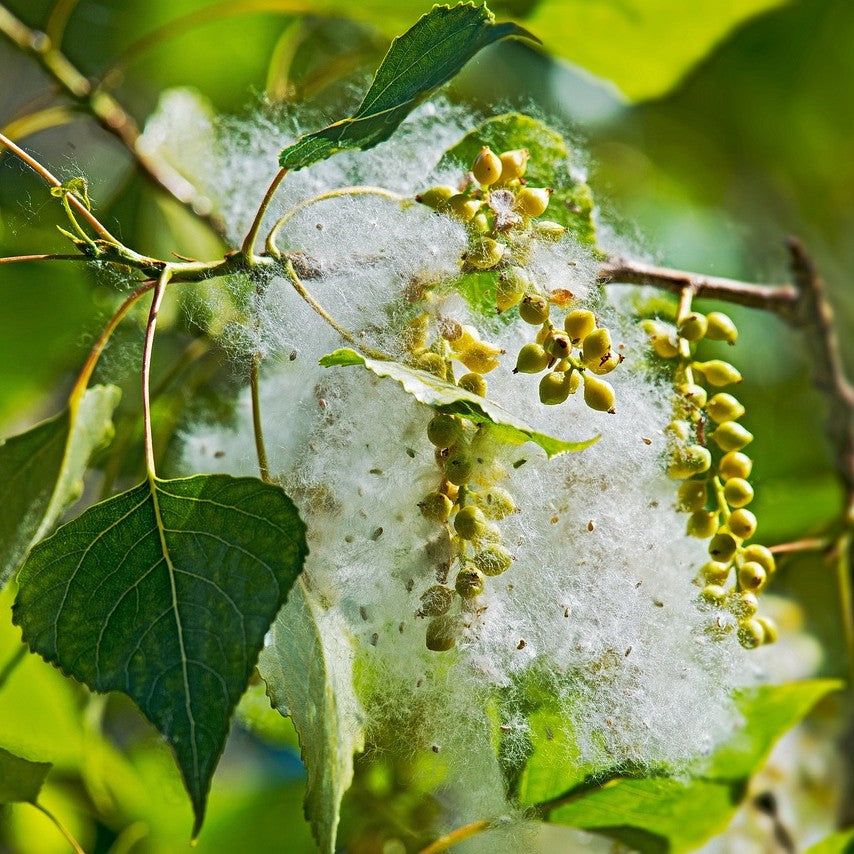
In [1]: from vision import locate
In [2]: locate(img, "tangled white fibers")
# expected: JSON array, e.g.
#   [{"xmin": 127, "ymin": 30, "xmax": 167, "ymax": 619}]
[{"xmin": 147, "ymin": 90, "xmax": 796, "ymax": 836}]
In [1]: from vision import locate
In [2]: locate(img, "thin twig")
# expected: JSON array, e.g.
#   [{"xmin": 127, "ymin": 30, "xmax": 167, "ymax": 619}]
[
  {"xmin": 250, "ymin": 354, "xmax": 271, "ymax": 483},
  {"xmin": 0, "ymin": 4, "xmax": 225, "ymax": 236},
  {"xmin": 242, "ymin": 167, "xmax": 287, "ymax": 259},
  {"xmin": 30, "ymin": 801, "xmax": 87, "ymax": 854},
  {"xmin": 0, "ymin": 253, "xmax": 89, "ymax": 264}
]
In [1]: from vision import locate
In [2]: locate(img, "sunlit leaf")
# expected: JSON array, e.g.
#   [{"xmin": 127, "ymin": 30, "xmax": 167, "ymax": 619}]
[
  {"xmin": 13, "ymin": 474, "xmax": 308, "ymax": 837},
  {"xmin": 0, "ymin": 747, "xmax": 51, "ymax": 804},
  {"xmin": 523, "ymin": 680, "xmax": 841, "ymax": 852},
  {"xmin": 279, "ymin": 3, "xmax": 536, "ymax": 170},
  {"xmin": 0, "ymin": 385, "xmax": 121, "ymax": 588},
  {"xmin": 319, "ymin": 348, "xmax": 597, "ymax": 457},
  {"xmin": 259, "ymin": 581, "xmax": 365, "ymax": 854}
]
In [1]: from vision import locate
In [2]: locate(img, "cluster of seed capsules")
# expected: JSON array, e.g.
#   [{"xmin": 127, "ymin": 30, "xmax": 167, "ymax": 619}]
[
  {"xmin": 647, "ymin": 309, "xmax": 778, "ymax": 649},
  {"xmin": 405, "ymin": 146, "xmax": 625, "ymax": 650}
]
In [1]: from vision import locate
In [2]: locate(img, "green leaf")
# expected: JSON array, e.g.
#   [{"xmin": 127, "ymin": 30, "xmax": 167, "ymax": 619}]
[
  {"xmin": 437, "ymin": 112, "xmax": 597, "ymax": 247},
  {"xmin": 279, "ymin": 3, "xmax": 536, "ymax": 170},
  {"xmin": 0, "ymin": 385, "xmax": 121, "ymax": 588},
  {"xmin": 0, "ymin": 747, "xmax": 51, "ymax": 804},
  {"xmin": 524, "ymin": 680, "xmax": 841, "ymax": 853},
  {"xmin": 804, "ymin": 828, "xmax": 854, "ymax": 854},
  {"xmin": 258, "ymin": 580, "xmax": 365, "ymax": 854},
  {"xmin": 12, "ymin": 474, "xmax": 308, "ymax": 838},
  {"xmin": 319, "ymin": 348, "xmax": 597, "ymax": 457}
]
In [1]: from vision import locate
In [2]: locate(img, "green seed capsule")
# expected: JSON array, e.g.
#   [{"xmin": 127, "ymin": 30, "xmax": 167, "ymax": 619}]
[
  {"xmin": 416, "ymin": 185, "xmax": 456, "ymax": 209},
  {"xmin": 564, "ymin": 309, "xmax": 596, "ymax": 343},
  {"xmin": 723, "ymin": 477, "xmax": 754, "ymax": 508},
  {"xmin": 582, "ymin": 327, "xmax": 612, "ymax": 364},
  {"xmin": 401, "ymin": 313, "xmax": 430, "ymax": 353},
  {"xmin": 588, "ymin": 351, "xmax": 621, "ymax": 375},
  {"xmin": 701, "ymin": 560, "xmax": 731, "ymax": 585},
  {"xmin": 705, "ymin": 311, "xmax": 739, "ymax": 343},
  {"xmin": 458, "ymin": 340, "xmax": 503, "ymax": 374},
  {"xmin": 712, "ymin": 421, "xmax": 753, "ymax": 452},
  {"xmin": 467, "ymin": 237, "xmax": 506, "ymax": 270},
  {"xmin": 473, "ymin": 544, "xmax": 513, "ymax": 576},
  {"xmin": 742, "ymin": 544, "xmax": 775, "ymax": 576},
  {"xmin": 677, "ymin": 313, "xmax": 708, "ymax": 341},
  {"xmin": 519, "ymin": 294, "xmax": 550, "ymax": 325},
  {"xmin": 419, "ymin": 585, "xmax": 455, "ymax": 617},
  {"xmin": 443, "ymin": 194, "xmax": 482, "ymax": 221},
  {"xmin": 738, "ymin": 561, "xmax": 767, "ymax": 592},
  {"xmin": 472, "ymin": 211, "xmax": 490, "ymax": 233},
  {"xmin": 719, "ymin": 451, "xmax": 753, "ymax": 481},
  {"xmin": 675, "ymin": 383, "xmax": 708, "ymax": 410},
  {"xmin": 514, "ymin": 187, "xmax": 551, "ymax": 217},
  {"xmin": 709, "ymin": 532, "xmax": 738, "ymax": 563},
  {"xmin": 700, "ymin": 583, "xmax": 727, "ymax": 605},
  {"xmin": 735, "ymin": 591, "xmax": 759, "ymax": 618},
  {"xmin": 651, "ymin": 334, "xmax": 679, "ymax": 359},
  {"xmin": 454, "ymin": 505, "xmax": 487, "ymax": 540},
  {"xmin": 728, "ymin": 508, "xmax": 757, "ymax": 540},
  {"xmin": 426, "ymin": 615, "xmax": 458, "ymax": 651},
  {"xmin": 665, "ymin": 420, "xmax": 693, "ymax": 441},
  {"xmin": 474, "ymin": 487, "xmax": 516, "ymax": 519},
  {"xmin": 533, "ymin": 220, "xmax": 566, "ymax": 241},
  {"xmin": 756, "ymin": 616, "xmax": 778, "ymax": 644},
  {"xmin": 514, "ymin": 343, "xmax": 550, "ymax": 373},
  {"xmin": 455, "ymin": 567, "xmax": 485, "ymax": 599},
  {"xmin": 668, "ymin": 445, "xmax": 712, "ymax": 479},
  {"xmin": 472, "ymin": 146, "xmax": 502, "ymax": 186},
  {"xmin": 445, "ymin": 446, "xmax": 474, "ymax": 486},
  {"xmin": 582, "ymin": 373, "xmax": 616, "ymax": 413},
  {"xmin": 498, "ymin": 148, "xmax": 529, "ymax": 182},
  {"xmin": 458, "ymin": 372, "xmax": 487, "ymax": 396},
  {"xmin": 737, "ymin": 618, "xmax": 765, "ymax": 649},
  {"xmin": 418, "ymin": 492, "xmax": 453, "ymax": 523},
  {"xmin": 706, "ymin": 393, "xmax": 745, "ymax": 424},
  {"xmin": 427, "ymin": 414, "xmax": 463, "ymax": 448},
  {"xmin": 693, "ymin": 360, "xmax": 743, "ymax": 387},
  {"xmin": 677, "ymin": 479, "xmax": 708, "ymax": 512},
  {"xmin": 538, "ymin": 371, "xmax": 574, "ymax": 405},
  {"xmin": 544, "ymin": 331, "xmax": 571, "ymax": 359},
  {"xmin": 687, "ymin": 510, "xmax": 719, "ymax": 539},
  {"xmin": 496, "ymin": 268, "xmax": 530, "ymax": 312}
]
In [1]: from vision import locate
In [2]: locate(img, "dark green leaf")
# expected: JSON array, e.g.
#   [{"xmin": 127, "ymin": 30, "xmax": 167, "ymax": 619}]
[
  {"xmin": 279, "ymin": 3, "xmax": 536, "ymax": 171},
  {"xmin": 319, "ymin": 348, "xmax": 597, "ymax": 457},
  {"xmin": 524, "ymin": 680, "xmax": 841, "ymax": 852},
  {"xmin": 13, "ymin": 474, "xmax": 308, "ymax": 837},
  {"xmin": 0, "ymin": 385, "xmax": 121, "ymax": 588},
  {"xmin": 259, "ymin": 580, "xmax": 365, "ymax": 854},
  {"xmin": 438, "ymin": 113, "xmax": 597, "ymax": 247},
  {"xmin": 0, "ymin": 747, "xmax": 52, "ymax": 804}
]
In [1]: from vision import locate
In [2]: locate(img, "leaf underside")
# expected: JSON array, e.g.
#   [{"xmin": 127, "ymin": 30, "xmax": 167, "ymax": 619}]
[
  {"xmin": 0, "ymin": 385, "xmax": 121, "ymax": 589},
  {"xmin": 319, "ymin": 348, "xmax": 597, "ymax": 457},
  {"xmin": 0, "ymin": 747, "xmax": 52, "ymax": 804},
  {"xmin": 279, "ymin": 3, "xmax": 536, "ymax": 170},
  {"xmin": 259, "ymin": 581, "xmax": 365, "ymax": 854},
  {"xmin": 13, "ymin": 473, "xmax": 308, "ymax": 837}
]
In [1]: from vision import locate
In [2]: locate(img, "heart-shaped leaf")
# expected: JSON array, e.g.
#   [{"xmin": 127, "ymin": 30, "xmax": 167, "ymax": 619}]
[
  {"xmin": 259, "ymin": 580, "xmax": 365, "ymax": 854},
  {"xmin": 279, "ymin": 3, "xmax": 536, "ymax": 171},
  {"xmin": 320, "ymin": 348, "xmax": 597, "ymax": 458},
  {"xmin": 13, "ymin": 473, "xmax": 308, "ymax": 838},
  {"xmin": 0, "ymin": 385, "xmax": 121, "ymax": 589}
]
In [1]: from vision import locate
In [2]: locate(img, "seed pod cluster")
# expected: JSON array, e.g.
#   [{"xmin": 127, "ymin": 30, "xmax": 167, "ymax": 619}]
[
  {"xmin": 417, "ymin": 414, "xmax": 517, "ymax": 651},
  {"xmin": 656, "ymin": 308, "xmax": 776, "ymax": 648}
]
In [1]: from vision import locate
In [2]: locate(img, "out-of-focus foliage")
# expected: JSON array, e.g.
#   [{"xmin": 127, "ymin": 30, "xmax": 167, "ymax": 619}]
[{"xmin": 1, "ymin": 0, "xmax": 853, "ymax": 851}]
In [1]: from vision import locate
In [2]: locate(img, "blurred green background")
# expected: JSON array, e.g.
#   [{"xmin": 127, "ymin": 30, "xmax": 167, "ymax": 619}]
[{"xmin": 1, "ymin": 0, "xmax": 853, "ymax": 850}]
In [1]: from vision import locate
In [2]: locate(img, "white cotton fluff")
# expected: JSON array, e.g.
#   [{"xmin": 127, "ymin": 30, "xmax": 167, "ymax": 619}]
[{"xmin": 162, "ymin": 94, "xmax": 789, "ymax": 837}]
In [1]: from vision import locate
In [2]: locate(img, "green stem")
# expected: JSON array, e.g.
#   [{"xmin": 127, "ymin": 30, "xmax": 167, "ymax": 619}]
[
  {"xmin": 142, "ymin": 268, "xmax": 172, "ymax": 478},
  {"xmin": 68, "ymin": 280, "xmax": 156, "ymax": 411},
  {"xmin": 250, "ymin": 353, "xmax": 271, "ymax": 484},
  {"xmin": 29, "ymin": 801, "xmax": 87, "ymax": 854},
  {"xmin": 45, "ymin": 0, "xmax": 80, "ymax": 46},
  {"xmin": 265, "ymin": 185, "xmax": 408, "ymax": 257},
  {"xmin": 282, "ymin": 259, "xmax": 390, "ymax": 360},
  {"xmin": 419, "ymin": 819, "xmax": 491, "ymax": 854},
  {"xmin": 242, "ymin": 167, "xmax": 287, "ymax": 260},
  {"xmin": 711, "ymin": 475, "xmax": 731, "ymax": 526},
  {"xmin": 837, "ymin": 533, "xmax": 854, "ymax": 684}
]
